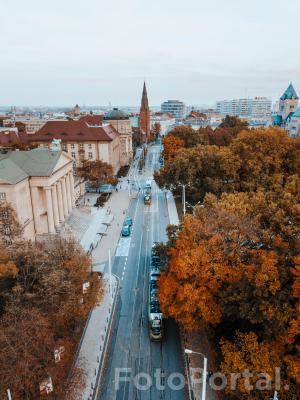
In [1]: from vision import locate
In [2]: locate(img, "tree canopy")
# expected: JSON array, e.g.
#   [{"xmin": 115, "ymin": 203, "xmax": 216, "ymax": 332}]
[
  {"xmin": 158, "ymin": 126, "xmax": 300, "ymax": 399},
  {"xmin": 0, "ymin": 237, "xmax": 103, "ymax": 399},
  {"xmin": 78, "ymin": 159, "xmax": 117, "ymax": 186}
]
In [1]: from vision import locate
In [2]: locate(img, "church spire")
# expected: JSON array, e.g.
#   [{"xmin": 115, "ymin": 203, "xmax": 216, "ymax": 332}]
[{"xmin": 140, "ymin": 81, "xmax": 149, "ymax": 111}]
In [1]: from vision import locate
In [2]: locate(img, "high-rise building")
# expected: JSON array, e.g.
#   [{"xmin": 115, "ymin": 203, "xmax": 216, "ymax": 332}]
[
  {"xmin": 139, "ymin": 82, "xmax": 150, "ymax": 140},
  {"xmin": 216, "ymin": 97, "xmax": 271, "ymax": 119},
  {"xmin": 161, "ymin": 100, "xmax": 186, "ymax": 120}
]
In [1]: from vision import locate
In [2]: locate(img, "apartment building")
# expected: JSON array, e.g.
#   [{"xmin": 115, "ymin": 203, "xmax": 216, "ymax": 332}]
[{"xmin": 216, "ymin": 97, "xmax": 272, "ymax": 119}]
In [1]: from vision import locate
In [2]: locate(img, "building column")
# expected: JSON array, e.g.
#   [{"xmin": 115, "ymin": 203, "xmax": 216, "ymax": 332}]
[
  {"xmin": 65, "ymin": 174, "xmax": 72, "ymax": 213},
  {"xmin": 56, "ymin": 181, "xmax": 64, "ymax": 222},
  {"xmin": 51, "ymin": 184, "xmax": 60, "ymax": 227},
  {"xmin": 61, "ymin": 177, "xmax": 69, "ymax": 217},
  {"xmin": 68, "ymin": 172, "xmax": 76, "ymax": 207},
  {"xmin": 45, "ymin": 187, "xmax": 55, "ymax": 234},
  {"xmin": 30, "ymin": 186, "xmax": 41, "ymax": 235}
]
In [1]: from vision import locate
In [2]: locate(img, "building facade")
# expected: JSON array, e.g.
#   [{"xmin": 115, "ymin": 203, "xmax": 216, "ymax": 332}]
[
  {"xmin": 32, "ymin": 120, "xmax": 121, "ymax": 174},
  {"xmin": 0, "ymin": 148, "xmax": 75, "ymax": 241},
  {"xmin": 161, "ymin": 100, "xmax": 186, "ymax": 120},
  {"xmin": 103, "ymin": 108, "xmax": 133, "ymax": 165},
  {"xmin": 273, "ymin": 83, "xmax": 299, "ymax": 136},
  {"xmin": 216, "ymin": 97, "xmax": 272, "ymax": 119},
  {"xmin": 150, "ymin": 112, "xmax": 175, "ymax": 135},
  {"xmin": 286, "ymin": 108, "xmax": 300, "ymax": 138}
]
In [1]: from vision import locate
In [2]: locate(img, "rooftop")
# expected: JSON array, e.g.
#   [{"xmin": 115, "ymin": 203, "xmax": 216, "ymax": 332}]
[
  {"xmin": 33, "ymin": 120, "xmax": 118, "ymax": 142},
  {"xmin": 104, "ymin": 108, "xmax": 129, "ymax": 120},
  {"xmin": 0, "ymin": 148, "xmax": 64, "ymax": 184},
  {"xmin": 292, "ymin": 107, "xmax": 300, "ymax": 118},
  {"xmin": 280, "ymin": 83, "xmax": 299, "ymax": 101}
]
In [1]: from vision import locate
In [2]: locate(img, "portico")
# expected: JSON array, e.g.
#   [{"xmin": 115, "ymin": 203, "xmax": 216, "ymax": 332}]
[{"xmin": 0, "ymin": 147, "xmax": 75, "ymax": 240}]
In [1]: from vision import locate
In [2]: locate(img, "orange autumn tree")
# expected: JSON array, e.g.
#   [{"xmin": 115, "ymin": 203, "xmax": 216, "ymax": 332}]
[
  {"xmin": 0, "ymin": 237, "xmax": 102, "ymax": 398},
  {"xmin": 163, "ymin": 134, "xmax": 184, "ymax": 160},
  {"xmin": 284, "ymin": 256, "xmax": 300, "ymax": 385},
  {"xmin": 158, "ymin": 207, "xmax": 259, "ymax": 330},
  {"xmin": 220, "ymin": 331, "xmax": 281, "ymax": 399},
  {"xmin": 158, "ymin": 204, "xmax": 290, "ymax": 337}
]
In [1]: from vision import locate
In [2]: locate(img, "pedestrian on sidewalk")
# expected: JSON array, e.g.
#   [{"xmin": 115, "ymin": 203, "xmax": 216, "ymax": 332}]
[{"xmin": 207, "ymin": 371, "xmax": 213, "ymax": 386}]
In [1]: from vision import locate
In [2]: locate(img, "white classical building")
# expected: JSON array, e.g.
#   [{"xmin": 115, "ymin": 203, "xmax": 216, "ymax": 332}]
[{"xmin": 0, "ymin": 147, "xmax": 75, "ymax": 240}]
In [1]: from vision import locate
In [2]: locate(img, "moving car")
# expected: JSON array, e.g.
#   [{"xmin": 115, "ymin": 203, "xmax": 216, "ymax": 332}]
[{"xmin": 144, "ymin": 193, "xmax": 151, "ymax": 205}]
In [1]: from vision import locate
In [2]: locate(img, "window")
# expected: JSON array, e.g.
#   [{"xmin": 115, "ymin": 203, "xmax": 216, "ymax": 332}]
[
  {"xmin": 62, "ymin": 144, "xmax": 67, "ymax": 151},
  {"xmin": 2, "ymin": 210, "xmax": 8, "ymax": 219},
  {"xmin": 88, "ymin": 144, "xmax": 92, "ymax": 149},
  {"xmin": 0, "ymin": 192, "xmax": 6, "ymax": 201},
  {"xmin": 71, "ymin": 152, "xmax": 76, "ymax": 158},
  {"xmin": 71, "ymin": 144, "xmax": 75, "ymax": 150},
  {"xmin": 5, "ymin": 227, "xmax": 10, "ymax": 235},
  {"xmin": 88, "ymin": 152, "xmax": 93, "ymax": 159},
  {"xmin": 79, "ymin": 143, "xmax": 84, "ymax": 150}
]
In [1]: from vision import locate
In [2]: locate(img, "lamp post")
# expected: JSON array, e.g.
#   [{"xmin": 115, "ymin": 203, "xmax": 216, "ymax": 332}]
[
  {"xmin": 185, "ymin": 349, "xmax": 207, "ymax": 400},
  {"xmin": 182, "ymin": 184, "xmax": 186, "ymax": 218},
  {"xmin": 7, "ymin": 389, "xmax": 12, "ymax": 400},
  {"xmin": 185, "ymin": 201, "xmax": 203, "ymax": 213}
]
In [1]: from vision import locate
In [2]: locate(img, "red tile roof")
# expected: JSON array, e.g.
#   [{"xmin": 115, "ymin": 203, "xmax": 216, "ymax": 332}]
[
  {"xmin": 33, "ymin": 120, "xmax": 118, "ymax": 142},
  {"xmin": 79, "ymin": 114, "xmax": 104, "ymax": 125},
  {"xmin": 0, "ymin": 130, "xmax": 19, "ymax": 145}
]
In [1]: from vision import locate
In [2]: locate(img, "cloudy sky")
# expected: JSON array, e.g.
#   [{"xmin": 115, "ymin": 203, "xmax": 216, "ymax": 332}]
[{"xmin": 1, "ymin": 0, "xmax": 300, "ymax": 107}]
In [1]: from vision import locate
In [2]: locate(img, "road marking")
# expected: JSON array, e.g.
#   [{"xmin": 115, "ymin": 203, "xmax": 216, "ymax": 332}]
[{"xmin": 115, "ymin": 237, "xmax": 131, "ymax": 257}]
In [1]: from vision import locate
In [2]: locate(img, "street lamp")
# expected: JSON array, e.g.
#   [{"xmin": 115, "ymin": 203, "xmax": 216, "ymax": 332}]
[
  {"xmin": 182, "ymin": 184, "xmax": 186, "ymax": 217},
  {"xmin": 7, "ymin": 389, "xmax": 12, "ymax": 400},
  {"xmin": 184, "ymin": 349, "xmax": 207, "ymax": 400}
]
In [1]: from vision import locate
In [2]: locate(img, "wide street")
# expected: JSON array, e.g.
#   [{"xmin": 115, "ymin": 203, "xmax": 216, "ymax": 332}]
[{"xmin": 98, "ymin": 144, "xmax": 185, "ymax": 400}]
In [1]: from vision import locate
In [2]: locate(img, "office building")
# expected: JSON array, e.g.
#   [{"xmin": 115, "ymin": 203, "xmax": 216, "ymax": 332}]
[{"xmin": 161, "ymin": 100, "xmax": 186, "ymax": 120}]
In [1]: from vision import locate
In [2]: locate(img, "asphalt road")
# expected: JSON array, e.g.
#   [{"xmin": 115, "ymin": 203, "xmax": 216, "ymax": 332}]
[{"xmin": 98, "ymin": 144, "xmax": 185, "ymax": 400}]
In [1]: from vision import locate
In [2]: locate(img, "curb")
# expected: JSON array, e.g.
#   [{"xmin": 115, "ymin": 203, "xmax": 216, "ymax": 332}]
[{"xmin": 92, "ymin": 274, "xmax": 120, "ymax": 399}]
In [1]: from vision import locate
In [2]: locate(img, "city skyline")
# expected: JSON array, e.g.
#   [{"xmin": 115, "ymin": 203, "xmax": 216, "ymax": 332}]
[{"xmin": 1, "ymin": 0, "xmax": 300, "ymax": 106}]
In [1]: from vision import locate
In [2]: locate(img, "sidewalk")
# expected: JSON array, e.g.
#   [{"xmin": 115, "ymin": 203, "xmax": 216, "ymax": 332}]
[
  {"xmin": 183, "ymin": 330, "xmax": 220, "ymax": 400},
  {"xmin": 166, "ymin": 190, "xmax": 180, "ymax": 225},
  {"xmin": 73, "ymin": 274, "xmax": 118, "ymax": 400},
  {"xmin": 91, "ymin": 188, "xmax": 131, "ymax": 268}
]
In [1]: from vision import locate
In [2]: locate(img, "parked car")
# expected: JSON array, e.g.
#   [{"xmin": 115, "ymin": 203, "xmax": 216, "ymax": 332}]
[
  {"xmin": 124, "ymin": 217, "xmax": 133, "ymax": 227},
  {"xmin": 121, "ymin": 225, "xmax": 131, "ymax": 237}
]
